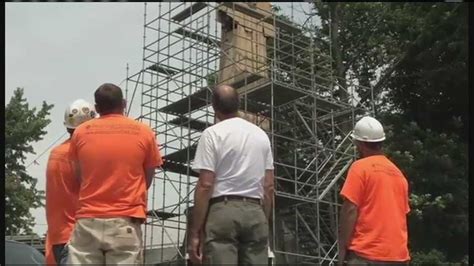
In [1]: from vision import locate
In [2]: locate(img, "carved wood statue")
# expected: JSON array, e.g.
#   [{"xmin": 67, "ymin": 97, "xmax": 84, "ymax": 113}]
[{"xmin": 216, "ymin": 2, "xmax": 274, "ymax": 131}]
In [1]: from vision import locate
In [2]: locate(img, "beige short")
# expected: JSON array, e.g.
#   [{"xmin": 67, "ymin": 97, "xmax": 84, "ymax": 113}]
[{"xmin": 67, "ymin": 217, "xmax": 143, "ymax": 265}]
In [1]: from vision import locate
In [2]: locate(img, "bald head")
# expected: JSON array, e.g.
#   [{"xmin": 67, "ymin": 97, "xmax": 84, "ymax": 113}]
[
  {"xmin": 94, "ymin": 83, "xmax": 125, "ymax": 115},
  {"xmin": 212, "ymin": 85, "xmax": 240, "ymax": 115}
]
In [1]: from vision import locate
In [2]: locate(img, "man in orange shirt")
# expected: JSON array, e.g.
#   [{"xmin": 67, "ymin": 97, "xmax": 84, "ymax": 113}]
[
  {"xmin": 338, "ymin": 116, "xmax": 410, "ymax": 266},
  {"xmin": 45, "ymin": 235, "xmax": 57, "ymax": 265},
  {"xmin": 45, "ymin": 99, "xmax": 97, "ymax": 265},
  {"xmin": 66, "ymin": 83, "xmax": 163, "ymax": 265}
]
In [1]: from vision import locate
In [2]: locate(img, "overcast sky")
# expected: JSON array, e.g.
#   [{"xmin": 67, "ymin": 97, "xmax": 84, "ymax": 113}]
[
  {"xmin": 5, "ymin": 2, "xmax": 314, "ymax": 238},
  {"xmin": 6, "ymin": 2, "xmax": 146, "ymax": 236}
]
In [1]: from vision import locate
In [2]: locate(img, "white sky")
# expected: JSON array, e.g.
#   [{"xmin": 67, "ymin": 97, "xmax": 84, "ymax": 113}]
[
  {"xmin": 5, "ymin": 2, "xmax": 314, "ymax": 238},
  {"xmin": 6, "ymin": 2, "xmax": 145, "ymax": 236}
]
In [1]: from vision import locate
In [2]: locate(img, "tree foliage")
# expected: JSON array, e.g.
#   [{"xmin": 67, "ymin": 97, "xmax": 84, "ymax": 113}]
[
  {"xmin": 382, "ymin": 116, "xmax": 468, "ymax": 260},
  {"xmin": 312, "ymin": 2, "xmax": 468, "ymax": 263},
  {"xmin": 383, "ymin": 4, "xmax": 468, "ymax": 140},
  {"xmin": 5, "ymin": 88, "xmax": 54, "ymax": 235}
]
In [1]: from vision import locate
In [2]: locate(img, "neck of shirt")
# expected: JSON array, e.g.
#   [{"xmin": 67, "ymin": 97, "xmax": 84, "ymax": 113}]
[
  {"xmin": 218, "ymin": 113, "xmax": 239, "ymax": 121},
  {"xmin": 362, "ymin": 154, "xmax": 385, "ymax": 159},
  {"xmin": 99, "ymin": 113, "xmax": 124, "ymax": 119}
]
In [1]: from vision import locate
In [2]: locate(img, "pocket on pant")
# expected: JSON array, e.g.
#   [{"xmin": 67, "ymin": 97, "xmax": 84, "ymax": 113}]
[
  {"xmin": 112, "ymin": 223, "xmax": 141, "ymax": 252},
  {"xmin": 116, "ymin": 225, "xmax": 137, "ymax": 239},
  {"xmin": 205, "ymin": 205, "xmax": 237, "ymax": 239},
  {"xmin": 70, "ymin": 220, "xmax": 94, "ymax": 246},
  {"xmin": 247, "ymin": 208, "xmax": 269, "ymax": 242}
]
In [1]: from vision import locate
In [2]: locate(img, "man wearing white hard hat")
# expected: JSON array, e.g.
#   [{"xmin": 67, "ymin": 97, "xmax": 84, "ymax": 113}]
[
  {"xmin": 45, "ymin": 99, "xmax": 96, "ymax": 265},
  {"xmin": 338, "ymin": 116, "xmax": 410, "ymax": 266}
]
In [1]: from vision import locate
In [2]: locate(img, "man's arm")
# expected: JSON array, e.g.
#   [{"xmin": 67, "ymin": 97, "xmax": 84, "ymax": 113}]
[
  {"xmin": 69, "ymin": 133, "xmax": 81, "ymax": 184},
  {"xmin": 190, "ymin": 169, "xmax": 216, "ymax": 236},
  {"xmin": 72, "ymin": 160, "xmax": 82, "ymax": 184},
  {"xmin": 145, "ymin": 167, "xmax": 156, "ymax": 189},
  {"xmin": 338, "ymin": 198, "xmax": 359, "ymax": 265},
  {"xmin": 263, "ymin": 169, "xmax": 274, "ymax": 220},
  {"xmin": 188, "ymin": 129, "xmax": 216, "ymax": 264},
  {"xmin": 144, "ymin": 128, "xmax": 164, "ymax": 190}
]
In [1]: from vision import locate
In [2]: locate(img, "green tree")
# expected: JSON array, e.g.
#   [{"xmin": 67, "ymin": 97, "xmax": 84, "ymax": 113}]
[
  {"xmin": 381, "ymin": 116, "xmax": 468, "ymax": 261},
  {"xmin": 378, "ymin": 4, "xmax": 468, "ymax": 260},
  {"xmin": 410, "ymin": 249, "xmax": 447, "ymax": 265},
  {"xmin": 383, "ymin": 3, "xmax": 468, "ymax": 140},
  {"xmin": 5, "ymin": 88, "xmax": 54, "ymax": 235},
  {"xmin": 312, "ymin": 2, "xmax": 468, "ymax": 262},
  {"xmin": 313, "ymin": 2, "xmax": 468, "ymax": 138},
  {"xmin": 313, "ymin": 2, "xmax": 399, "ymax": 104}
]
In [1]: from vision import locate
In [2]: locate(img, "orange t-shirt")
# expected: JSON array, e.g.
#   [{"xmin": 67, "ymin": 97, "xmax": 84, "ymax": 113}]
[
  {"xmin": 340, "ymin": 155, "xmax": 410, "ymax": 262},
  {"xmin": 45, "ymin": 234, "xmax": 57, "ymax": 265},
  {"xmin": 69, "ymin": 114, "xmax": 163, "ymax": 220},
  {"xmin": 45, "ymin": 139, "xmax": 79, "ymax": 245}
]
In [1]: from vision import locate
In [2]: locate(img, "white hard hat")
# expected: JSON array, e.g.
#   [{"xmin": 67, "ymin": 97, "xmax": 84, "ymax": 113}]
[
  {"xmin": 351, "ymin": 116, "xmax": 385, "ymax": 142},
  {"xmin": 64, "ymin": 99, "xmax": 96, "ymax": 129}
]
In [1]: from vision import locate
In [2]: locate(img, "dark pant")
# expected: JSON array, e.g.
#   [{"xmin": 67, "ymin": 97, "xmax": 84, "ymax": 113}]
[
  {"xmin": 52, "ymin": 243, "xmax": 68, "ymax": 266},
  {"xmin": 346, "ymin": 251, "xmax": 409, "ymax": 266},
  {"xmin": 203, "ymin": 199, "xmax": 269, "ymax": 265}
]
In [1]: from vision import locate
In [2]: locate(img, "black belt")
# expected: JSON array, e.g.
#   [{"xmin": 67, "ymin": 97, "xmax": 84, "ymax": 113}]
[{"xmin": 209, "ymin": 195, "xmax": 262, "ymax": 205}]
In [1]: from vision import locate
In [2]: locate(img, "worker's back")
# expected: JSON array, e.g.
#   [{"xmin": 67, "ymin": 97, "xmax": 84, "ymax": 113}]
[
  {"xmin": 70, "ymin": 114, "xmax": 160, "ymax": 219},
  {"xmin": 193, "ymin": 117, "xmax": 273, "ymax": 199},
  {"xmin": 46, "ymin": 140, "xmax": 79, "ymax": 244},
  {"xmin": 341, "ymin": 155, "xmax": 410, "ymax": 261}
]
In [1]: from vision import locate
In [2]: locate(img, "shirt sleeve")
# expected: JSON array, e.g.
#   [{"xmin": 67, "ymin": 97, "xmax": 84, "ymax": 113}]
[
  {"xmin": 265, "ymin": 139, "xmax": 274, "ymax": 170},
  {"xmin": 192, "ymin": 130, "xmax": 216, "ymax": 173},
  {"xmin": 405, "ymin": 180, "xmax": 411, "ymax": 214},
  {"xmin": 340, "ymin": 163, "xmax": 365, "ymax": 207},
  {"xmin": 144, "ymin": 128, "xmax": 163, "ymax": 169}
]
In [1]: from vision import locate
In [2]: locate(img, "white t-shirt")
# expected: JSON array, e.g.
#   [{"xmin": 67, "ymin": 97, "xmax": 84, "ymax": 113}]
[{"xmin": 192, "ymin": 117, "xmax": 274, "ymax": 199}]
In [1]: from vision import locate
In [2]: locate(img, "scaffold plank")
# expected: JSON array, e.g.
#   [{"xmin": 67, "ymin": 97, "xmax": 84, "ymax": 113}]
[
  {"xmin": 169, "ymin": 116, "xmax": 212, "ymax": 132},
  {"xmin": 147, "ymin": 64, "xmax": 180, "ymax": 77},
  {"xmin": 171, "ymin": 2, "xmax": 208, "ymax": 22},
  {"xmin": 146, "ymin": 210, "xmax": 181, "ymax": 220},
  {"xmin": 159, "ymin": 73, "xmax": 264, "ymax": 115},
  {"xmin": 162, "ymin": 161, "xmax": 199, "ymax": 177},
  {"xmin": 230, "ymin": 72, "xmax": 263, "ymax": 89},
  {"xmin": 159, "ymin": 88, "xmax": 211, "ymax": 115},
  {"xmin": 174, "ymin": 27, "xmax": 220, "ymax": 47},
  {"xmin": 317, "ymin": 109, "xmax": 359, "ymax": 123},
  {"xmin": 307, "ymin": 97, "xmax": 348, "ymax": 113},
  {"xmin": 246, "ymin": 82, "xmax": 305, "ymax": 106},
  {"xmin": 243, "ymin": 81, "xmax": 352, "ymax": 115},
  {"xmin": 163, "ymin": 145, "xmax": 197, "ymax": 164}
]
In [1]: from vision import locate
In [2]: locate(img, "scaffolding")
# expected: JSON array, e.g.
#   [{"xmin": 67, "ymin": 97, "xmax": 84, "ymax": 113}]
[{"xmin": 126, "ymin": 2, "xmax": 374, "ymax": 265}]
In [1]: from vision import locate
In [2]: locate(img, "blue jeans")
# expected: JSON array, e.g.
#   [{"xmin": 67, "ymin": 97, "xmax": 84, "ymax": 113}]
[{"xmin": 52, "ymin": 243, "xmax": 68, "ymax": 266}]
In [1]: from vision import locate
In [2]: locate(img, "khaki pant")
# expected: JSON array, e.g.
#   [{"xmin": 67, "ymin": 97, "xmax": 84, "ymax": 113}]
[
  {"xmin": 67, "ymin": 217, "xmax": 143, "ymax": 265},
  {"xmin": 346, "ymin": 251, "xmax": 409, "ymax": 266},
  {"xmin": 203, "ymin": 200, "xmax": 269, "ymax": 265}
]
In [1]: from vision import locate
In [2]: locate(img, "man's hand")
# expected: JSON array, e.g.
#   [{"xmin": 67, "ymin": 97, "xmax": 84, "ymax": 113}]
[
  {"xmin": 145, "ymin": 167, "xmax": 156, "ymax": 189},
  {"xmin": 188, "ymin": 169, "xmax": 215, "ymax": 265},
  {"xmin": 188, "ymin": 231, "xmax": 203, "ymax": 265},
  {"xmin": 338, "ymin": 198, "xmax": 358, "ymax": 266}
]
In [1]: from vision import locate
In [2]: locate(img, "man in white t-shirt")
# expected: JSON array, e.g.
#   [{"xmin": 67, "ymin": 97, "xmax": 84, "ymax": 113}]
[{"xmin": 188, "ymin": 84, "xmax": 275, "ymax": 265}]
